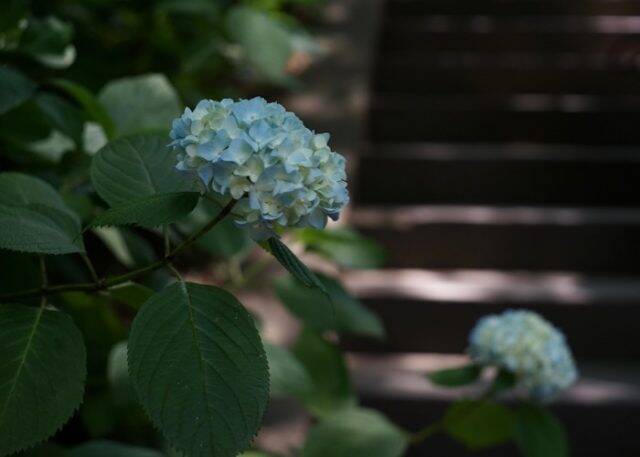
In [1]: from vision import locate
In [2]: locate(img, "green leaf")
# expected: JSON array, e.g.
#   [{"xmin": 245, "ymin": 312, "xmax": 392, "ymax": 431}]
[
  {"xmin": 293, "ymin": 329, "xmax": 355, "ymax": 417},
  {"xmin": 296, "ymin": 228, "xmax": 386, "ymax": 269},
  {"xmin": 89, "ymin": 192, "xmax": 199, "ymax": 229},
  {"xmin": 428, "ymin": 364, "xmax": 482, "ymax": 388},
  {"xmin": 274, "ymin": 273, "xmax": 385, "ymax": 339},
  {"xmin": 301, "ymin": 407, "xmax": 409, "ymax": 457},
  {"xmin": 0, "ymin": 172, "xmax": 78, "ymax": 221},
  {"xmin": 444, "ymin": 400, "xmax": 516, "ymax": 450},
  {"xmin": 488, "ymin": 369, "xmax": 518, "ymax": 396},
  {"xmin": 0, "ymin": 304, "xmax": 87, "ymax": 456},
  {"xmin": 265, "ymin": 342, "xmax": 312, "ymax": 398},
  {"xmin": 91, "ymin": 134, "xmax": 194, "ymax": 207},
  {"xmin": 0, "ymin": 67, "xmax": 36, "ymax": 115},
  {"xmin": 35, "ymin": 92, "xmax": 85, "ymax": 145},
  {"xmin": 52, "ymin": 79, "xmax": 116, "ymax": 139},
  {"xmin": 265, "ymin": 237, "xmax": 325, "ymax": 291},
  {"xmin": 514, "ymin": 403, "xmax": 568, "ymax": 457},
  {"xmin": 128, "ymin": 282, "xmax": 269, "ymax": 457},
  {"xmin": 227, "ymin": 7, "xmax": 316, "ymax": 85},
  {"xmin": 18, "ymin": 16, "xmax": 74, "ymax": 68},
  {"xmin": 0, "ymin": 203, "xmax": 84, "ymax": 254},
  {"xmin": 17, "ymin": 442, "xmax": 66, "ymax": 457},
  {"xmin": 69, "ymin": 441, "xmax": 163, "ymax": 457},
  {"xmin": 98, "ymin": 74, "xmax": 181, "ymax": 137}
]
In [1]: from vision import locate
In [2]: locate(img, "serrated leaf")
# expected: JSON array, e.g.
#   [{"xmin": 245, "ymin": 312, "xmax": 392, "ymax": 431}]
[
  {"xmin": 69, "ymin": 441, "xmax": 163, "ymax": 457},
  {"xmin": 0, "ymin": 67, "xmax": 36, "ymax": 115},
  {"xmin": 293, "ymin": 329, "xmax": 355, "ymax": 417},
  {"xmin": 444, "ymin": 400, "xmax": 516, "ymax": 450},
  {"xmin": 98, "ymin": 74, "xmax": 181, "ymax": 137},
  {"xmin": 91, "ymin": 134, "xmax": 194, "ymax": 207},
  {"xmin": 265, "ymin": 237, "xmax": 325, "ymax": 291},
  {"xmin": 301, "ymin": 407, "xmax": 409, "ymax": 457},
  {"xmin": 89, "ymin": 192, "xmax": 199, "ymax": 229},
  {"xmin": 0, "ymin": 304, "xmax": 87, "ymax": 456},
  {"xmin": 0, "ymin": 172, "xmax": 78, "ymax": 221},
  {"xmin": 428, "ymin": 364, "xmax": 482, "ymax": 388},
  {"xmin": 296, "ymin": 228, "xmax": 386, "ymax": 269},
  {"xmin": 265, "ymin": 342, "xmax": 312, "ymax": 398},
  {"xmin": 128, "ymin": 282, "xmax": 269, "ymax": 457},
  {"xmin": 0, "ymin": 203, "xmax": 84, "ymax": 254},
  {"xmin": 35, "ymin": 92, "xmax": 85, "ymax": 145},
  {"xmin": 274, "ymin": 273, "xmax": 384, "ymax": 339},
  {"xmin": 515, "ymin": 403, "xmax": 568, "ymax": 457}
]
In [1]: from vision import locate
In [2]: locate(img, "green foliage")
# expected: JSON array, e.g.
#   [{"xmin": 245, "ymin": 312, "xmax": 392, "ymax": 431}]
[
  {"xmin": 128, "ymin": 282, "xmax": 269, "ymax": 457},
  {"xmin": 428, "ymin": 364, "xmax": 482, "ymax": 388},
  {"xmin": 0, "ymin": 67, "xmax": 35, "ymax": 115},
  {"xmin": 293, "ymin": 329, "xmax": 356, "ymax": 417},
  {"xmin": 274, "ymin": 272, "xmax": 385, "ymax": 339},
  {"xmin": 69, "ymin": 441, "xmax": 163, "ymax": 457},
  {"xmin": 444, "ymin": 400, "xmax": 516, "ymax": 451},
  {"xmin": 514, "ymin": 403, "xmax": 568, "ymax": 457},
  {"xmin": 98, "ymin": 75, "xmax": 181, "ymax": 137},
  {"xmin": 34, "ymin": 92, "xmax": 85, "ymax": 145},
  {"xmin": 265, "ymin": 237, "xmax": 325, "ymax": 291},
  {"xmin": 89, "ymin": 192, "xmax": 200, "ymax": 229},
  {"xmin": 296, "ymin": 228, "xmax": 387, "ymax": 269},
  {"xmin": 0, "ymin": 203, "xmax": 84, "ymax": 254},
  {"xmin": 488, "ymin": 369, "xmax": 518, "ymax": 396},
  {"xmin": 91, "ymin": 134, "xmax": 194, "ymax": 207},
  {"xmin": 300, "ymin": 407, "xmax": 409, "ymax": 457},
  {"xmin": 0, "ymin": 304, "xmax": 87, "ymax": 456},
  {"xmin": 265, "ymin": 342, "xmax": 312, "ymax": 398}
]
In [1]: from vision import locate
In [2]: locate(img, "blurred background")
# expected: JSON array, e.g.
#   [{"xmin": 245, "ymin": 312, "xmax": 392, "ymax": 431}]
[{"xmin": 2, "ymin": 0, "xmax": 640, "ymax": 456}]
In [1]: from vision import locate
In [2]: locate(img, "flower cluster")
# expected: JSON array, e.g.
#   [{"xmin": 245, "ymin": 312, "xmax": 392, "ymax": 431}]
[
  {"xmin": 170, "ymin": 97, "xmax": 349, "ymax": 234},
  {"xmin": 468, "ymin": 310, "xmax": 578, "ymax": 401}
]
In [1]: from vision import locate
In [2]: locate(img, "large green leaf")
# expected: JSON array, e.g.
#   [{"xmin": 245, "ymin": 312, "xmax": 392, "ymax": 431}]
[
  {"xmin": 0, "ymin": 172, "xmax": 78, "ymax": 221},
  {"xmin": 98, "ymin": 74, "xmax": 181, "ymax": 137},
  {"xmin": 128, "ymin": 282, "xmax": 269, "ymax": 457},
  {"xmin": 0, "ymin": 304, "xmax": 87, "ymax": 456},
  {"xmin": 428, "ymin": 364, "xmax": 482, "ymax": 388},
  {"xmin": 515, "ymin": 403, "xmax": 568, "ymax": 457},
  {"xmin": 301, "ymin": 408, "xmax": 409, "ymax": 457},
  {"xmin": 265, "ymin": 237, "xmax": 325, "ymax": 291},
  {"xmin": 69, "ymin": 441, "xmax": 163, "ymax": 457},
  {"xmin": 89, "ymin": 192, "xmax": 200, "ymax": 229},
  {"xmin": 444, "ymin": 400, "xmax": 516, "ymax": 450},
  {"xmin": 0, "ymin": 203, "xmax": 84, "ymax": 254},
  {"xmin": 296, "ymin": 228, "xmax": 386, "ymax": 269},
  {"xmin": 91, "ymin": 134, "xmax": 193, "ymax": 207},
  {"xmin": 265, "ymin": 342, "xmax": 312, "ymax": 399},
  {"xmin": 293, "ymin": 329, "xmax": 355, "ymax": 417},
  {"xmin": 0, "ymin": 67, "xmax": 35, "ymax": 115},
  {"xmin": 274, "ymin": 273, "xmax": 384, "ymax": 339}
]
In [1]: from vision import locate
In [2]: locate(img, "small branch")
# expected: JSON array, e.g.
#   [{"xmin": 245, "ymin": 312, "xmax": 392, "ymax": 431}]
[
  {"xmin": 0, "ymin": 200, "xmax": 237, "ymax": 302},
  {"xmin": 81, "ymin": 253, "xmax": 100, "ymax": 283}
]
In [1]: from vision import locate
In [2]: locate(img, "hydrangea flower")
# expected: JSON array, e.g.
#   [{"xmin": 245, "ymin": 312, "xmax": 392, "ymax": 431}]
[
  {"xmin": 169, "ymin": 97, "xmax": 349, "ymax": 235},
  {"xmin": 468, "ymin": 310, "xmax": 578, "ymax": 401}
]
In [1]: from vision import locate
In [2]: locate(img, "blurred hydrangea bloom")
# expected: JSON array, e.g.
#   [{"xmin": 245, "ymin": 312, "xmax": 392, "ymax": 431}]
[
  {"xmin": 169, "ymin": 97, "xmax": 349, "ymax": 235},
  {"xmin": 468, "ymin": 310, "xmax": 577, "ymax": 401}
]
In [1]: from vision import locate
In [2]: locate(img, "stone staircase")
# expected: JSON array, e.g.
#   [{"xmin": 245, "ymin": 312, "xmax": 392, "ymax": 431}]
[{"xmin": 344, "ymin": 0, "xmax": 640, "ymax": 455}]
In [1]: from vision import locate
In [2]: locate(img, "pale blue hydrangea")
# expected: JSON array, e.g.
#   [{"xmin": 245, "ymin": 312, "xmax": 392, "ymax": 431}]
[
  {"xmin": 170, "ymin": 97, "xmax": 349, "ymax": 234},
  {"xmin": 468, "ymin": 310, "xmax": 578, "ymax": 401}
]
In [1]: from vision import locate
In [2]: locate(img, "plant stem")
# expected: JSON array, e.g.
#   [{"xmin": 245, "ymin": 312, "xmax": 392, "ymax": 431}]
[
  {"xmin": 81, "ymin": 253, "xmax": 99, "ymax": 283},
  {"xmin": 0, "ymin": 200, "xmax": 237, "ymax": 301}
]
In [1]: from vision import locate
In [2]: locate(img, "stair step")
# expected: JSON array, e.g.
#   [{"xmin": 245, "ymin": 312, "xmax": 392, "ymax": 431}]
[
  {"xmin": 385, "ymin": 0, "xmax": 640, "ymax": 16},
  {"xmin": 369, "ymin": 108, "xmax": 640, "ymax": 143},
  {"xmin": 340, "ymin": 269, "xmax": 640, "ymax": 356},
  {"xmin": 356, "ymin": 153, "xmax": 640, "ymax": 205},
  {"xmin": 374, "ymin": 68, "xmax": 640, "ymax": 95},
  {"xmin": 349, "ymin": 352, "xmax": 640, "ymax": 456}
]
